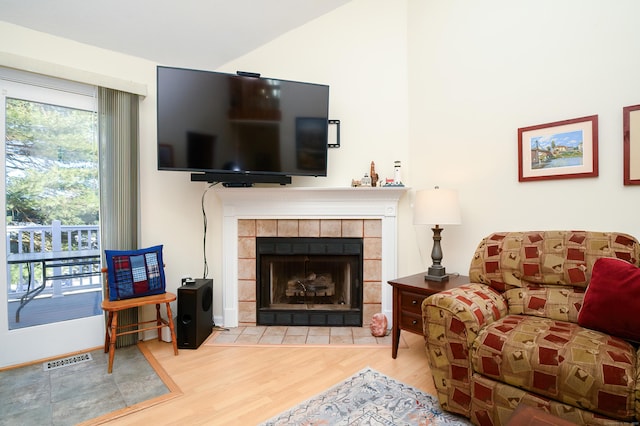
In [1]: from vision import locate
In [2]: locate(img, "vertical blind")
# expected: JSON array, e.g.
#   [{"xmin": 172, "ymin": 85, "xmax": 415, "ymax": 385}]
[
  {"xmin": 98, "ymin": 87, "xmax": 140, "ymax": 347},
  {"xmin": 98, "ymin": 87, "xmax": 139, "ymax": 251}
]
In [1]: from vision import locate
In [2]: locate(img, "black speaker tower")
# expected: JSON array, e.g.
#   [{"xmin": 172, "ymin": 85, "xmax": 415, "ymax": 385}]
[{"xmin": 177, "ymin": 278, "xmax": 213, "ymax": 349}]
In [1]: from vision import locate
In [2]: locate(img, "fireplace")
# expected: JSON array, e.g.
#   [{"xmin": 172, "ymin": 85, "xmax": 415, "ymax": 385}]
[
  {"xmin": 213, "ymin": 186, "xmax": 407, "ymax": 328},
  {"xmin": 256, "ymin": 237, "xmax": 363, "ymax": 326}
]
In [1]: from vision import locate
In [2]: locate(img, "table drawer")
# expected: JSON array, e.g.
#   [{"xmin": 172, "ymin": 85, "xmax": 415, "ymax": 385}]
[
  {"xmin": 399, "ymin": 311, "xmax": 423, "ymax": 334},
  {"xmin": 400, "ymin": 291, "xmax": 428, "ymax": 315}
]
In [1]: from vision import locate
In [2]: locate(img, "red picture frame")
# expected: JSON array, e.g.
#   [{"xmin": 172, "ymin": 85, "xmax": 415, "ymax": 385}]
[
  {"xmin": 623, "ymin": 105, "xmax": 640, "ymax": 185},
  {"xmin": 518, "ymin": 115, "xmax": 599, "ymax": 182}
]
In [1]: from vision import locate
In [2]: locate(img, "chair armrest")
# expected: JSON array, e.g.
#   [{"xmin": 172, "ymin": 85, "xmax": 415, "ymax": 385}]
[{"xmin": 421, "ymin": 283, "xmax": 507, "ymax": 416}]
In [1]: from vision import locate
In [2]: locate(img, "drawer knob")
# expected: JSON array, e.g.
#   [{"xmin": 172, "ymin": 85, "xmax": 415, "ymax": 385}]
[
  {"xmin": 412, "ymin": 300, "xmax": 418, "ymax": 305},
  {"xmin": 412, "ymin": 319, "xmax": 418, "ymax": 325}
]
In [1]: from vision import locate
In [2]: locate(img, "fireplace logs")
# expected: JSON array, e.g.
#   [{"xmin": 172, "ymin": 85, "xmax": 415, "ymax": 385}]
[{"xmin": 286, "ymin": 273, "xmax": 335, "ymax": 298}]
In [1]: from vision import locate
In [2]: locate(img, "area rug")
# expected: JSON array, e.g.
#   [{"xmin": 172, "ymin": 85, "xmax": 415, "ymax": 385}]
[{"xmin": 260, "ymin": 367, "xmax": 471, "ymax": 425}]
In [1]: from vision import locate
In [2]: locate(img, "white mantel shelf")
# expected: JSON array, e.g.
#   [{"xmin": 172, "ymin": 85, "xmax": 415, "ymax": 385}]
[
  {"xmin": 214, "ymin": 186, "xmax": 409, "ymax": 328},
  {"xmin": 214, "ymin": 186, "xmax": 409, "ymax": 218}
]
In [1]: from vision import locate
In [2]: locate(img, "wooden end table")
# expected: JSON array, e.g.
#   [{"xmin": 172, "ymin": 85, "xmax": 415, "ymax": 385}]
[{"xmin": 388, "ymin": 272, "xmax": 469, "ymax": 358}]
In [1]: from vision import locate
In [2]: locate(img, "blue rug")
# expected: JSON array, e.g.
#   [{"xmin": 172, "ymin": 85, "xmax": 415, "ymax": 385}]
[{"xmin": 260, "ymin": 367, "xmax": 471, "ymax": 425}]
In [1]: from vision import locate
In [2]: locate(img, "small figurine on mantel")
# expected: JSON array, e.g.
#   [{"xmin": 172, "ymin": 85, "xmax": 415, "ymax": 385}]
[
  {"xmin": 383, "ymin": 160, "xmax": 405, "ymax": 187},
  {"xmin": 351, "ymin": 161, "xmax": 381, "ymax": 187},
  {"xmin": 394, "ymin": 160, "xmax": 402, "ymax": 184},
  {"xmin": 370, "ymin": 161, "xmax": 379, "ymax": 187}
]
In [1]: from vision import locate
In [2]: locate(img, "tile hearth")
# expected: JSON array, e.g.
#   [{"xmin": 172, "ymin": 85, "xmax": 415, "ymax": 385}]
[{"xmin": 210, "ymin": 326, "xmax": 393, "ymax": 346}]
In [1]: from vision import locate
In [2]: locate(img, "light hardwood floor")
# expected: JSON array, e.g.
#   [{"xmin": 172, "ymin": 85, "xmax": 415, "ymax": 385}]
[{"xmin": 99, "ymin": 332, "xmax": 436, "ymax": 425}]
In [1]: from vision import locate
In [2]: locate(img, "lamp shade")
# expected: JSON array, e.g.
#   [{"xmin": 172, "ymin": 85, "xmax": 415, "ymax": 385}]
[{"xmin": 413, "ymin": 187, "xmax": 461, "ymax": 225}]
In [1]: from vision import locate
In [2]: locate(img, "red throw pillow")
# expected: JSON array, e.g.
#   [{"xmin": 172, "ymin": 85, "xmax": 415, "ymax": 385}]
[{"xmin": 578, "ymin": 257, "xmax": 640, "ymax": 342}]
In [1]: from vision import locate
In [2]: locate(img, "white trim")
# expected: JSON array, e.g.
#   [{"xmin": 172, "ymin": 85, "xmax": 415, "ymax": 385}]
[
  {"xmin": 0, "ymin": 52, "xmax": 147, "ymax": 97},
  {"xmin": 1, "ymin": 66, "xmax": 96, "ymax": 97}
]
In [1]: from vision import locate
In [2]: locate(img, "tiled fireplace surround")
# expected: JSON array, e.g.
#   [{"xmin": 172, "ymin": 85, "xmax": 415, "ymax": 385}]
[{"xmin": 214, "ymin": 187, "xmax": 407, "ymax": 328}]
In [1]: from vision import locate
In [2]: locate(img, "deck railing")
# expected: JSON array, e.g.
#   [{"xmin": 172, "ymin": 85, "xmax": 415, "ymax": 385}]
[{"xmin": 6, "ymin": 220, "xmax": 101, "ymax": 298}]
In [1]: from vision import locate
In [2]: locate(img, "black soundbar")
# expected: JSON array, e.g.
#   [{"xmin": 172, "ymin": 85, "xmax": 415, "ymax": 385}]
[{"xmin": 190, "ymin": 172, "xmax": 291, "ymax": 186}]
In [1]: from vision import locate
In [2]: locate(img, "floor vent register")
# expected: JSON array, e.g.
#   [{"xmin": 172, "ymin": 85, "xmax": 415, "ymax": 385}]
[{"xmin": 43, "ymin": 353, "xmax": 93, "ymax": 371}]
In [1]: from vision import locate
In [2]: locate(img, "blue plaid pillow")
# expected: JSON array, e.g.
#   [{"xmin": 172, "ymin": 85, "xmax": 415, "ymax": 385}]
[{"xmin": 105, "ymin": 245, "xmax": 166, "ymax": 301}]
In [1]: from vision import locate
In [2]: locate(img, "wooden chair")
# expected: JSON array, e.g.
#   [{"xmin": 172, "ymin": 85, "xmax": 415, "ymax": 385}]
[{"xmin": 101, "ymin": 267, "xmax": 178, "ymax": 373}]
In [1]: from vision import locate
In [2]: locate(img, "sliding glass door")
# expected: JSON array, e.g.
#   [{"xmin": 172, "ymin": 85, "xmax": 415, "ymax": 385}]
[{"xmin": 0, "ymin": 71, "xmax": 104, "ymax": 367}]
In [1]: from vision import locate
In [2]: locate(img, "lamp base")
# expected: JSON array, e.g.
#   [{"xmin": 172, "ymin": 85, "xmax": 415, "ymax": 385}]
[{"xmin": 425, "ymin": 265, "xmax": 449, "ymax": 282}]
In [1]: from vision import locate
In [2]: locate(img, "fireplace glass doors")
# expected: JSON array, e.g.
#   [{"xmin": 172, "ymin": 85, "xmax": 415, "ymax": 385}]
[{"xmin": 256, "ymin": 237, "xmax": 363, "ymax": 326}]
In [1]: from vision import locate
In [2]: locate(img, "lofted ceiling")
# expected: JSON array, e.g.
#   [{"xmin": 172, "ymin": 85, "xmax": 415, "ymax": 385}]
[{"xmin": 0, "ymin": 0, "xmax": 351, "ymax": 69}]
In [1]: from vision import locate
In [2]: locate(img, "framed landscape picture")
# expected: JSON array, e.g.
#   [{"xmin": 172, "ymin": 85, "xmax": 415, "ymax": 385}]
[
  {"xmin": 518, "ymin": 115, "xmax": 599, "ymax": 182},
  {"xmin": 623, "ymin": 105, "xmax": 640, "ymax": 185}
]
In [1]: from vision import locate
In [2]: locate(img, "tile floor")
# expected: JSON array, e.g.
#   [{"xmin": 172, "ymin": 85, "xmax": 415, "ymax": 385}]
[
  {"xmin": 0, "ymin": 345, "xmax": 168, "ymax": 426},
  {"xmin": 210, "ymin": 325, "xmax": 392, "ymax": 346}
]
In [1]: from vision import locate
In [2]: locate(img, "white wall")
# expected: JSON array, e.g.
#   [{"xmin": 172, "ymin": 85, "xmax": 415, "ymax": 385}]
[
  {"xmin": 406, "ymin": 0, "xmax": 640, "ymax": 276},
  {"xmin": 1, "ymin": 0, "xmax": 640, "ymax": 340},
  {"xmin": 220, "ymin": 0, "xmax": 410, "ymax": 188}
]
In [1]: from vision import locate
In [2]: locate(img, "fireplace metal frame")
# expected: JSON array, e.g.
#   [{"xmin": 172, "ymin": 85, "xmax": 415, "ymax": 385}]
[{"xmin": 256, "ymin": 237, "xmax": 363, "ymax": 326}]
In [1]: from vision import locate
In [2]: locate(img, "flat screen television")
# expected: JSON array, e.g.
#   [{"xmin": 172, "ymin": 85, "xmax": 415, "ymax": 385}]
[{"xmin": 157, "ymin": 66, "xmax": 330, "ymax": 185}]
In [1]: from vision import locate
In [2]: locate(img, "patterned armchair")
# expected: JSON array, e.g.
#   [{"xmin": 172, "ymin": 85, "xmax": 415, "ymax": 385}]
[{"xmin": 422, "ymin": 231, "xmax": 640, "ymax": 425}]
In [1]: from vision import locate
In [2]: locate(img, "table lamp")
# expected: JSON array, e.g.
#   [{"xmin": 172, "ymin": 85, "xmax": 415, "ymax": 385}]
[{"xmin": 413, "ymin": 186, "xmax": 461, "ymax": 282}]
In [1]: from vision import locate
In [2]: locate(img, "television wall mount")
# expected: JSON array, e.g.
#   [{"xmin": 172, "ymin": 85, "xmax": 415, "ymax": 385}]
[
  {"xmin": 236, "ymin": 70, "xmax": 260, "ymax": 78},
  {"xmin": 329, "ymin": 119, "xmax": 340, "ymax": 148}
]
